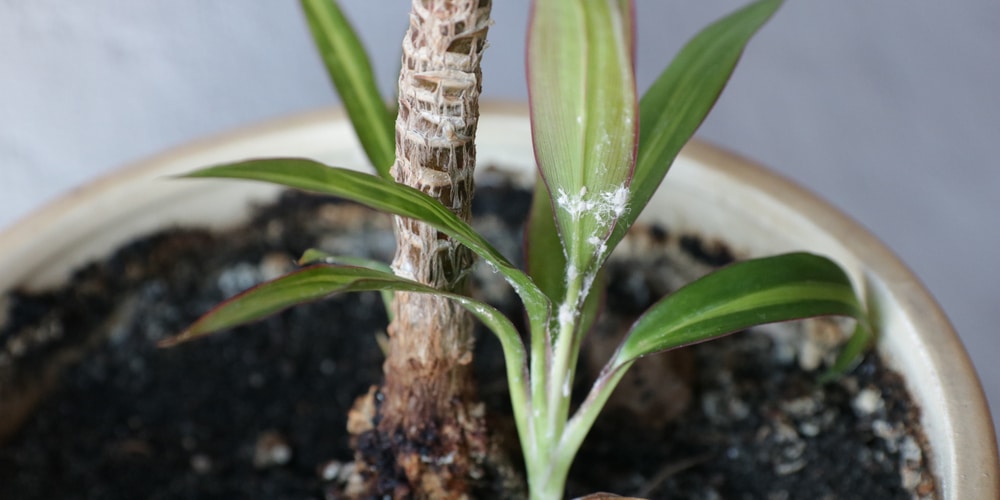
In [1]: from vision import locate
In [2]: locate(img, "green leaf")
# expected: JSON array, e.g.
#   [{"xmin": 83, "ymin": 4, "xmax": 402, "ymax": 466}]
[
  {"xmin": 182, "ymin": 159, "xmax": 550, "ymax": 327},
  {"xmin": 297, "ymin": 248, "xmax": 391, "ymax": 273},
  {"xmin": 162, "ymin": 265, "xmax": 387, "ymax": 345},
  {"xmin": 161, "ymin": 265, "xmax": 520, "ymax": 353},
  {"xmin": 615, "ymin": 252, "xmax": 870, "ymax": 368},
  {"xmin": 528, "ymin": 0, "xmax": 637, "ymax": 275},
  {"xmin": 821, "ymin": 321, "xmax": 872, "ymax": 382},
  {"xmin": 609, "ymin": 0, "xmax": 783, "ymax": 251},
  {"xmin": 297, "ymin": 248, "xmax": 394, "ymax": 320},
  {"xmin": 301, "ymin": 0, "xmax": 395, "ymax": 177}
]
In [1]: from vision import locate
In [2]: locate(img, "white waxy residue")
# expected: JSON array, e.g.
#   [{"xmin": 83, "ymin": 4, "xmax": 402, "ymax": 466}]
[
  {"xmin": 555, "ymin": 185, "xmax": 630, "ymax": 229},
  {"xmin": 558, "ymin": 302, "xmax": 574, "ymax": 328}
]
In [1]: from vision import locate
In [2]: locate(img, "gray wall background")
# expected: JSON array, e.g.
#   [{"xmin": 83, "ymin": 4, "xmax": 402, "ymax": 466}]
[{"xmin": 2, "ymin": 2, "xmax": 998, "ymax": 444}]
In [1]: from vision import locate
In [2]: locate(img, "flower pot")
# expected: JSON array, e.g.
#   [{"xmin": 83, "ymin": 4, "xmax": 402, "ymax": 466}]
[{"xmin": 1, "ymin": 105, "xmax": 996, "ymax": 498}]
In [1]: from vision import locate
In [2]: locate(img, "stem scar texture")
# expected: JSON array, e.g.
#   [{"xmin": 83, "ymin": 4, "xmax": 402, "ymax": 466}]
[{"xmin": 354, "ymin": 1, "xmax": 495, "ymax": 497}]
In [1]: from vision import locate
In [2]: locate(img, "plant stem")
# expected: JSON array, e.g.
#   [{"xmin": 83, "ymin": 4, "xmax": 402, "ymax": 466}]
[
  {"xmin": 357, "ymin": 0, "xmax": 493, "ymax": 496},
  {"xmin": 546, "ymin": 278, "xmax": 583, "ymax": 440},
  {"xmin": 525, "ymin": 264, "xmax": 590, "ymax": 498},
  {"xmin": 526, "ymin": 361, "xmax": 633, "ymax": 499}
]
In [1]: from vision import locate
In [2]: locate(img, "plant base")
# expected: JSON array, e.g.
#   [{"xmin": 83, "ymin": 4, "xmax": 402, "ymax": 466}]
[{"xmin": 0, "ymin": 189, "xmax": 935, "ymax": 499}]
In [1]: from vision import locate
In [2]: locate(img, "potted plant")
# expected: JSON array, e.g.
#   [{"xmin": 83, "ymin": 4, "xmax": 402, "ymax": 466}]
[{"xmin": 1, "ymin": 0, "xmax": 996, "ymax": 498}]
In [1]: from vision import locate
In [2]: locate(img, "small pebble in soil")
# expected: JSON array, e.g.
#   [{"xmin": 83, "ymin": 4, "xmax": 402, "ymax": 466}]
[
  {"xmin": 798, "ymin": 317, "xmax": 850, "ymax": 371},
  {"xmin": 217, "ymin": 262, "xmax": 262, "ymax": 298},
  {"xmin": 853, "ymin": 387, "xmax": 884, "ymax": 416},
  {"xmin": 798, "ymin": 421, "xmax": 820, "ymax": 437},
  {"xmin": 259, "ymin": 251, "xmax": 294, "ymax": 281},
  {"xmin": 901, "ymin": 466, "xmax": 922, "ymax": 491},
  {"xmin": 253, "ymin": 430, "xmax": 293, "ymax": 469},
  {"xmin": 873, "ymin": 419, "xmax": 900, "ymax": 444},
  {"xmin": 318, "ymin": 460, "xmax": 343, "ymax": 481},
  {"xmin": 780, "ymin": 394, "xmax": 821, "ymax": 417},
  {"xmin": 900, "ymin": 435, "xmax": 923, "ymax": 465},
  {"xmin": 318, "ymin": 460, "xmax": 358, "ymax": 488}
]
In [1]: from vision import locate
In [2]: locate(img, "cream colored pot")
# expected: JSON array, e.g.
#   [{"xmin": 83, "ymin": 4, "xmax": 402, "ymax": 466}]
[{"xmin": 1, "ymin": 105, "xmax": 996, "ymax": 497}]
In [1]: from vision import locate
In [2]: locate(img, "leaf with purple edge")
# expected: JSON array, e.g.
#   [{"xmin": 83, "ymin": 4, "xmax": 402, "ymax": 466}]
[
  {"xmin": 528, "ymin": 0, "xmax": 637, "ymax": 278},
  {"xmin": 297, "ymin": 248, "xmax": 394, "ymax": 320},
  {"xmin": 161, "ymin": 265, "xmax": 521, "ymax": 355},
  {"xmin": 180, "ymin": 158, "xmax": 551, "ymax": 331}
]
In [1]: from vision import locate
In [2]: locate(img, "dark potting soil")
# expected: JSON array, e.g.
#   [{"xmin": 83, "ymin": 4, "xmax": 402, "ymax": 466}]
[{"xmin": 0, "ymin": 186, "xmax": 935, "ymax": 499}]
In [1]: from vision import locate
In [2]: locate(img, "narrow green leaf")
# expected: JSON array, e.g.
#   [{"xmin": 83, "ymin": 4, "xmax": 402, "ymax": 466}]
[
  {"xmin": 161, "ymin": 265, "xmax": 519, "ymax": 353},
  {"xmin": 301, "ymin": 0, "xmax": 395, "ymax": 177},
  {"xmin": 182, "ymin": 159, "xmax": 550, "ymax": 327},
  {"xmin": 298, "ymin": 248, "xmax": 394, "ymax": 320},
  {"xmin": 297, "ymin": 248, "xmax": 391, "ymax": 273},
  {"xmin": 615, "ymin": 252, "xmax": 870, "ymax": 368},
  {"xmin": 821, "ymin": 322, "xmax": 873, "ymax": 382},
  {"xmin": 162, "ymin": 265, "xmax": 388, "ymax": 345},
  {"xmin": 528, "ymin": 0, "xmax": 637, "ymax": 275},
  {"xmin": 609, "ymin": 0, "xmax": 783, "ymax": 251}
]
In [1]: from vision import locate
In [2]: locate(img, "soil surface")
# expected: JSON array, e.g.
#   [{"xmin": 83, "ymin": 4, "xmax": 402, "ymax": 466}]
[{"xmin": 0, "ymin": 186, "xmax": 935, "ymax": 499}]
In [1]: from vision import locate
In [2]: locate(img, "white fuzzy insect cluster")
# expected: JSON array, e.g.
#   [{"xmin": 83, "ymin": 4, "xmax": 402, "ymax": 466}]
[
  {"xmin": 555, "ymin": 186, "xmax": 594, "ymax": 219},
  {"xmin": 555, "ymin": 184, "xmax": 629, "ymax": 259},
  {"xmin": 555, "ymin": 185, "xmax": 629, "ymax": 226},
  {"xmin": 557, "ymin": 302, "xmax": 575, "ymax": 329},
  {"xmin": 565, "ymin": 263, "xmax": 579, "ymax": 282},
  {"xmin": 551, "ymin": 183, "xmax": 632, "ymax": 341}
]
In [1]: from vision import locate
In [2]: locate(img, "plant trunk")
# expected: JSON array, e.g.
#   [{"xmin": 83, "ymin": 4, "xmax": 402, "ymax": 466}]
[{"xmin": 350, "ymin": 1, "xmax": 495, "ymax": 498}]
